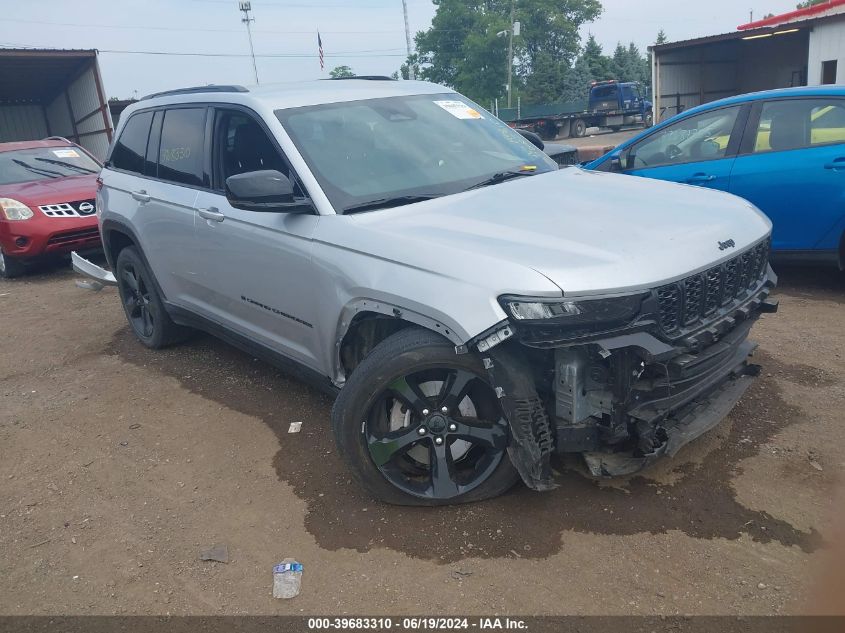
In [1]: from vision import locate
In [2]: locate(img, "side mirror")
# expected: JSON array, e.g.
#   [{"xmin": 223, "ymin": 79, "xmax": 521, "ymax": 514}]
[
  {"xmin": 516, "ymin": 129, "xmax": 545, "ymax": 151},
  {"xmin": 225, "ymin": 170, "xmax": 311, "ymax": 214},
  {"xmin": 610, "ymin": 154, "xmax": 624, "ymax": 172}
]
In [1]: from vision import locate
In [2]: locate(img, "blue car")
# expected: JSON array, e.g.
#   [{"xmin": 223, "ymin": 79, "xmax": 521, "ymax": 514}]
[{"xmin": 585, "ymin": 86, "xmax": 845, "ymax": 268}]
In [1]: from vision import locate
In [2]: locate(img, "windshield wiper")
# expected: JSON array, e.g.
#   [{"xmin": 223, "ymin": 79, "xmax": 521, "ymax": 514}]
[
  {"xmin": 464, "ymin": 169, "xmax": 538, "ymax": 192},
  {"xmin": 34, "ymin": 157, "xmax": 97, "ymax": 174},
  {"xmin": 343, "ymin": 194, "xmax": 442, "ymax": 215},
  {"xmin": 12, "ymin": 159, "xmax": 62, "ymax": 178}
]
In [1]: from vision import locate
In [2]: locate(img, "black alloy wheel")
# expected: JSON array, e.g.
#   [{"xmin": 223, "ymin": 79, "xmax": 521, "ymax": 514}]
[{"xmin": 332, "ymin": 326, "xmax": 520, "ymax": 505}]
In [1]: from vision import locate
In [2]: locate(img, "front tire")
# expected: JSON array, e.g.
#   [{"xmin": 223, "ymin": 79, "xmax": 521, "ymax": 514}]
[
  {"xmin": 115, "ymin": 246, "xmax": 188, "ymax": 349},
  {"xmin": 571, "ymin": 119, "xmax": 587, "ymax": 138},
  {"xmin": 332, "ymin": 327, "xmax": 520, "ymax": 506},
  {"xmin": 0, "ymin": 248, "xmax": 26, "ymax": 279}
]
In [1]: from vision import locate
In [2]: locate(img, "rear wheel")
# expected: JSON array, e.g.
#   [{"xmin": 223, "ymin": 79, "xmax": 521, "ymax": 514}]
[
  {"xmin": 0, "ymin": 248, "xmax": 26, "ymax": 279},
  {"xmin": 571, "ymin": 119, "xmax": 587, "ymax": 138},
  {"xmin": 115, "ymin": 246, "xmax": 189, "ymax": 349},
  {"xmin": 332, "ymin": 327, "xmax": 520, "ymax": 505}
]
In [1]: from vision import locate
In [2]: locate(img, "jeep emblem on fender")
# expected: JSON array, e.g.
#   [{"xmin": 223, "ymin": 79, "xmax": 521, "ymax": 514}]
[{"xmin": 718, "ymin": 239, "xmax": 736, "ymax": 251}]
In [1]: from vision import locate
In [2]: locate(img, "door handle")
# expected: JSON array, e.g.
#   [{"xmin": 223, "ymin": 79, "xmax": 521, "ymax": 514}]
[
  {"xmin": 131, "ymin": 189, "xmax": 151, "ymax": 203},
  {"xmin": 687, "ymin": 173, "xmax": 716, "ymax": 184},
  {"xmin": 824, "ymin": 158, "xmax": 845, "ymax": 170},
  {"xmin": 197, "ymin": 206, "xmax": 225, "ymax": 222}
]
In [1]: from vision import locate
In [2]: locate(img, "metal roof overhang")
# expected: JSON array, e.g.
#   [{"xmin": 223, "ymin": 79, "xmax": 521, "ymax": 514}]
[{"xmin": 0, "ymin": 49, "xmax": 97, "ymax": 105}]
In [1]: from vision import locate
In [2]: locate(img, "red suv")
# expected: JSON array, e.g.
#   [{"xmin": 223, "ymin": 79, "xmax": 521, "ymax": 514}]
[{"xmin": 0, "ymin": 138, "xmax": 102, "ymax": 278}]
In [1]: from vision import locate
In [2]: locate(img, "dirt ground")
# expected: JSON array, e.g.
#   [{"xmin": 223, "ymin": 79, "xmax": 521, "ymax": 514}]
[{"xmin": 0, "ymin": 259, "xmax": 843, "ymax": 616}]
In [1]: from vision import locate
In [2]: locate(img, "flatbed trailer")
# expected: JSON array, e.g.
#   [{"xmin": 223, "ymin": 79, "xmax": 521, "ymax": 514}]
[{"xmin": 500, "ymin": 80, "xmax": 653, "ymax": 140}]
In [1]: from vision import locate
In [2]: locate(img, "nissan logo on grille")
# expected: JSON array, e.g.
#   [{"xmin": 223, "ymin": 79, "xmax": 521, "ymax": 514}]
[{"xmin": 77, "ymin": 201, "xmax": 95, "ymax": 215}]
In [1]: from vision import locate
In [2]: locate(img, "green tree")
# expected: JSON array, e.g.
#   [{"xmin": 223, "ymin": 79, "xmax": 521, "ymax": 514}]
[
  {"xmin": 416, "ymin": 0, "xmax": 603, "ymax": 105},
  {"xmin": 399, "ymin": 53, "xmax": 421, "ymax": 80},
  {"xmin": 627, "ymin": 42, "xmax": 649, "ymax": 85},
  {"xmin": 610, "ymin": 42, "xmax": 647, "ymax": 84},
  {"xmin": 523, "ymin": 51, "xmax": 566, "ymax": 103},
  {"xmin": 581, "ymin": 34, "xmax": 613, "ymax": 81},
  {"xmin": 560, "ymin": 55, "xmax": 593, "ymax": 103},
  {"xmin": 329, "ymin": 65, "xmax": 355, "ymax": 78},
  {"xmin": 796, "ymin": 0, "xmax": 826, "ymax": 8}
]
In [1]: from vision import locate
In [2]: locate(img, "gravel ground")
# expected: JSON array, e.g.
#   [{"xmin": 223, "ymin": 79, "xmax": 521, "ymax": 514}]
[{"xmin": 0, "ymin": 260, "xmax": 843, "ymax": 615}]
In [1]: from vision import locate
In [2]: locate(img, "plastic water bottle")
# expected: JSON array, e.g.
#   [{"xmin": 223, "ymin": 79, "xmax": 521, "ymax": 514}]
[{"xmin": 273, "ymin": 559, "xmax": 303, "ymax": 598}]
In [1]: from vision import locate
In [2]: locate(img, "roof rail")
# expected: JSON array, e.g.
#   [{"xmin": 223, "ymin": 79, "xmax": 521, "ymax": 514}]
[
  {"xmin": 323, "ymin": 75, "xmax": 397, "ymax": 81},
  {"xmin": 140, "ymin": 85, "xmax": 249, "ymax": 100}
]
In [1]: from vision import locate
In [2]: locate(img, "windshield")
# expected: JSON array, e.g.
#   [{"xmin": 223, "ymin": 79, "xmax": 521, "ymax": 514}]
[
  {"xmin": 276, "ymin": 93, "xmax": 556, "ymax": 213},
  {"xmin": 0, "ymin": 146, "xmax": 101, "ymax": 186}
]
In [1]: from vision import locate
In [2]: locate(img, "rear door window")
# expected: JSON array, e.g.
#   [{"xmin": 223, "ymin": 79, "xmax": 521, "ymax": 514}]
[
  {"xmin": 752, "ymin": 98, "xmax": 845, "ymax": 153},
  {"xmin": 157, "ymin": 108, "xmax": 208, "ymax": 187},
  {"xmin": 110, "ymin": 111, "xmax": 154, "ymax": 175}
]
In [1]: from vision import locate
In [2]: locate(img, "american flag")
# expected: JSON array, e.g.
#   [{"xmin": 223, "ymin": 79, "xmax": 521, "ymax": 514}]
[{"xmin": 318, "ymin": 32, "xmax": 324, "ymax": 71}]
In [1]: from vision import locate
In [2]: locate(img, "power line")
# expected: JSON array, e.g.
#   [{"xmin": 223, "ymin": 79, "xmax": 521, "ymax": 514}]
[
  {"xmin": 0, "ymin": 43, "xmax": 407, "ymax": 58},
  {"xmin": 0, "ymin": 17, "xmax": 405, "ymax": 34}
]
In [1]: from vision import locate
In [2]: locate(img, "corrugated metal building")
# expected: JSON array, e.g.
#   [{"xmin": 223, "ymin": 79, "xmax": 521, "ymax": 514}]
[
  {"xmin": 651, "ymin": 0, "xmax": 845, "ymax": 123},
  {"xmin": 0, "ymin": 48, "xmax": 113, "ymax": 159}
]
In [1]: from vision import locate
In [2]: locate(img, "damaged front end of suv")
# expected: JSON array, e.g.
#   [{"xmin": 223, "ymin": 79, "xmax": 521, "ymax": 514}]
[{"xmin": 476, "ymin": 238, "xmax": 778, "ymax": 489}]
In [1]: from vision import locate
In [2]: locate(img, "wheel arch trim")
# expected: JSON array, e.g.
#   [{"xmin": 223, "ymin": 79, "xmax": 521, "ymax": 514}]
[{"xmin": 332, "ymin": 298, "xmax": 471, "ymax": 385}]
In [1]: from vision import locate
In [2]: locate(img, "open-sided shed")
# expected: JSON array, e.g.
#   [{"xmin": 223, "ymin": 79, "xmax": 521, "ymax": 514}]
[
  {"xmin": 0, "ymin": 48, "xmax": 113, "ymax": 159},
  {"xmin": 650, "ymin": 0, "xmax": 845, "ymax": 124},
  {"xmin": 651, "ymin": 28, "xmax": 810, "ymax": 124}
]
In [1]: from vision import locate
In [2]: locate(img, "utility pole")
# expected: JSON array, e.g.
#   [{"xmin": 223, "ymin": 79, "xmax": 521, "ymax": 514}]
[
  {"xmin": 239, "ymin": 1, "xmax": 260, "ymax": 85},
  {"xmin": 507, "ymin": 0, "xmax": 515, "ymax": 108},
  {"xmin": 402, "ymin": 0, "xmax": 415, "ymax": 80}
]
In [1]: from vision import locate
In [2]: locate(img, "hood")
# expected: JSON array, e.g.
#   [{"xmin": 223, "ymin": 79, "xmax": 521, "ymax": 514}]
[
  {"xmin": 0, "ymin": 174, "xmax": 98, "ymax": 207},
  {"xmin": 351, "ymin": 168, "xmax": 772, "ymax": 296}
]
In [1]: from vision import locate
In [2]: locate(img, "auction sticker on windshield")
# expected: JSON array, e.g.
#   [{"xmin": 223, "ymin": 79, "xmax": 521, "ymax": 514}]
[
  {"xmin": 434, "ymin": 100, "xmax": 483, "ymax": 120},
  {"xmin": 52, "ymin": 149, "xmax": 80, "ymax": 158}
]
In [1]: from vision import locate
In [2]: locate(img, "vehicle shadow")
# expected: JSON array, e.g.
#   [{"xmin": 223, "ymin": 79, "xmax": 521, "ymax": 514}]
[
  {"xmin": 109, "ymin": 323, "xmax": 828, "ymax": 562},
  {"xmin": 772, "ymin": 263, "xmax": 844, "ymax": 301}
]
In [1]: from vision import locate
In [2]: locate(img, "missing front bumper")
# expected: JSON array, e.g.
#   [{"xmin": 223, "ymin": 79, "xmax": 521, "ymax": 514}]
[
  {"xmin": 582, "ymin": 368, "xmax": 757, "ymax": 477},
  {"xmin": 71, "ymin": 251, "xmax": 117, "ymax": 288}
]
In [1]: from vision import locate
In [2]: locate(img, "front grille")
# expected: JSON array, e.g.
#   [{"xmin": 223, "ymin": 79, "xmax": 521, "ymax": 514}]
[
  {"xmin": 553, "ymin": 151, "xmax": 579, "ymax": 167},
  {"xmin": 39, "ymin": 199, "xmax": 96, "ymax": 218},
  {"xmin": 47, "ymin": 227, "xmax": 101, "ymax": 246},
  {"xmin": 656, "ymin": 240, "xmax": 770, "ymax": 334}
]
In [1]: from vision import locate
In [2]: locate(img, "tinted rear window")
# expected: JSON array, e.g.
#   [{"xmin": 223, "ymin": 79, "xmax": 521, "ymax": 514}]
[
  {"xmin": 111, "ymin": 111, "xmax": 153, "ymax": 174},
  {"xmin": 157, "ymin": 108, "xmax": 207, "ymax": 187},
  {"xmin": 592, "ymin": 86, "xmax": 618, "ymax": 100}
]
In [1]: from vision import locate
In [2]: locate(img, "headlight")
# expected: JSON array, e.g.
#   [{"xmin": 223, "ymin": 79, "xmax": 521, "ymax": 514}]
[
  {"xmin": 508, "ymin": 300, "xmax": 581, "ymax": 320},
  {"xmin": 0, "ymin": 198, "xmax": 34, "ymax": 221},
  {"xmin": 500, "ymin": 294, "xmax": 646, "ymax": 327}
]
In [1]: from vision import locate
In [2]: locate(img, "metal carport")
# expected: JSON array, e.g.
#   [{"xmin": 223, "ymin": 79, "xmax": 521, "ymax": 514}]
[
  {"xmin": 650, "ymin": 27, "xmax": 810, "ymax": 124},
  {"xmin": 0, "ymin": 48, "xmax": 113, "ymax": 159}
]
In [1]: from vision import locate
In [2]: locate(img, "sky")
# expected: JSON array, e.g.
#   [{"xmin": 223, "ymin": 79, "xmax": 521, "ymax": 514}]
[{"xmin": 1, "ymin": 0, "xmax": 805, "ymax": 99}]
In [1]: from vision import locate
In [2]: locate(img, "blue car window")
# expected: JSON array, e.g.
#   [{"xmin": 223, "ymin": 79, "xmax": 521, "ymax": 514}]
[
  {"xmin": 753, "ymin": 99, "xmax": 845, "ymax": 153},
  {"xmin": 625, "ymin": 106, "xmax": 740, "ymax": 170}
]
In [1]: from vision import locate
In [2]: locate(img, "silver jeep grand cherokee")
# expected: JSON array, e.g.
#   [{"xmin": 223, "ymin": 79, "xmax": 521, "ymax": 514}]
[{"xmin": 74, "ymin": 78, "xmax": 778, "ymax": 505}]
